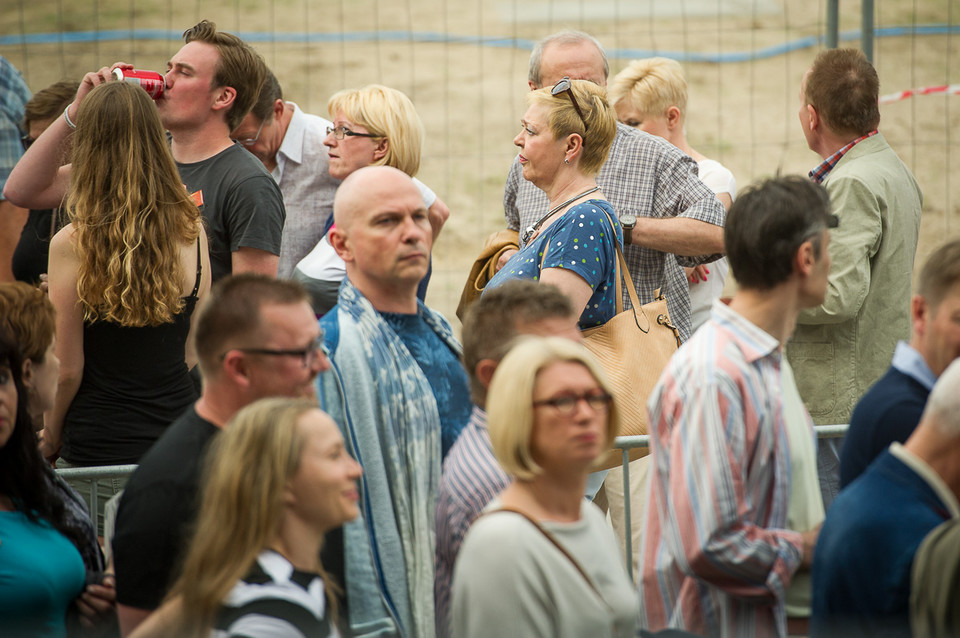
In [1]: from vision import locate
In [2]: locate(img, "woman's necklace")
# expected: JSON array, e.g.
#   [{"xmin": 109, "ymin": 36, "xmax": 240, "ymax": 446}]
[{"xmin": 522, "ymin": 186, "xmax": 600, "ymax": 243}]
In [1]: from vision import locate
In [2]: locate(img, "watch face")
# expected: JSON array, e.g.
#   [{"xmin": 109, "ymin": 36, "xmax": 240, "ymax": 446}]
[{"xmin": 620, "ymin": 214, "xmax": 637, "ymax": 228}]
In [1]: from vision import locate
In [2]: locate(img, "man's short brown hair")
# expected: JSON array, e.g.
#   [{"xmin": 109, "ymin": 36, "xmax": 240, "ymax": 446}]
[
  {"xmin": 183, "ymin": 20, "xmax": 267, "ymax": 131},
  {"xmin": 805, "ymin": 48, "xmax": 880, "ymax": 137},
  {"xmin": 193, "ymin": 274, "xmax": 309, "ymax": 378},
  {"xmin": 461, "ymin": 280, "xmax": 575, "ymax": 406},
  {"xmin": 917, "ymin": 239, "xmax": 960, "ymax": 311}
]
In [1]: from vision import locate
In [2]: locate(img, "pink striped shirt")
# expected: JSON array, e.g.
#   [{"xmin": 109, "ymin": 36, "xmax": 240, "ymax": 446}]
[{"xmin": 639, "ymin": 301, "xmax": 805, "ymax": 638}]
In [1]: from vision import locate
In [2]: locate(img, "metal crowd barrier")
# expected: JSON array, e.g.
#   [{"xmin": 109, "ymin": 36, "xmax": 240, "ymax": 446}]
[
  {"xmin": 610, "ymin": 424, "xmax": 848, "ymax": 582},
  {"xmin": 56, "ymin": 464, "xmax": 138, "ymax": 530}
]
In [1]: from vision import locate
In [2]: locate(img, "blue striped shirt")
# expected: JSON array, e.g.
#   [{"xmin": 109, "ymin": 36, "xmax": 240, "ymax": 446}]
[
  {"xmin": 434, "ymin": 406, "xmax": 509, "ymax": 638},
  {"xmin": 639, "ymin": 301, "xmax": 806, "ymax": 638}
]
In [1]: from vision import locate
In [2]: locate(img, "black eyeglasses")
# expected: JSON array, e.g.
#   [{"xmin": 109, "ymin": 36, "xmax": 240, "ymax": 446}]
[
  {"xmin": 533, "ymin": 390, "xmax": 612, "ymax": 415},
  {"xmin": 551, "ymin": 76, "xmax": 589, "ymax": 131},
  {"xmin": 326, "ymin": 125, "xmax": 380, "ymax": 140},
  {"xmin": 233, "ymin": 118, "xmax": 265, "ymax": 146},
  {"xmin": 223, "ymin": 336, "xmax": 325, "ymax": 369}
]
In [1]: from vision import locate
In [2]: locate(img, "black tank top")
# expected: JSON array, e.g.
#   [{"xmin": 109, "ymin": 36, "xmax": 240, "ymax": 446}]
[{"xmin": 61, "ymin": 241, "xmax": 203, "ymax": 466}]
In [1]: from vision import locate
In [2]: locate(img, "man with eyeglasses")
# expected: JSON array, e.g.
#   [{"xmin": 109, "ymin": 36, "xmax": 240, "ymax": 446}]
[
  {"xmin": 0, "ymin": 55, "xmax": 31, "ymax": 283},
  {"xmin": 3, "ymin": 22, "xmax": 286, "ymax": 282},
  {"xmin": 317, "ymin": 165, "xmax": 471, "ymax": 638},
  {"xmin": 112, "ymin": 274, "xmax": 326, "ymax": 636},
  {"xmin": 499, "ymin": 30, "xmax": 726, "ymax": 343},
  {"xmin": 230, "ymin": 68, "xmax": 341, "ymax": 279},
  {"xmin": 639, "ymin": 176, "xmax": 832, "ymax": 638}
]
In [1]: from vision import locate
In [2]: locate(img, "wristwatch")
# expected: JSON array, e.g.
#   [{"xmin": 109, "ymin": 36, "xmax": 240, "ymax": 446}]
[{"xmin": 619, "ymin": 214, "xmax": 637, "ymax": 245}]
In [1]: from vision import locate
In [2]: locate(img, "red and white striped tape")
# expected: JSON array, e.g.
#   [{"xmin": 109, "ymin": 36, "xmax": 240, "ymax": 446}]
[{"xmin": 879, "ymin": 84, "xmax": 960, "ymax": 105}]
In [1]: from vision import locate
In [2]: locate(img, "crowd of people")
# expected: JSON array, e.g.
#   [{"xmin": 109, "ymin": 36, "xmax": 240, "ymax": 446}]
[{"xmin": 0, "ymin": 18, "xmax": 956, "ymax": 638}]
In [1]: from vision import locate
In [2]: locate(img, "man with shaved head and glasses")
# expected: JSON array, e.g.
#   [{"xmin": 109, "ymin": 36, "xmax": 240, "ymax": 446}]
[
  {"xmin": 640, "ymin": 176, "xmax": 834, "ymax": 638},
  {"xmin": 112, "ymin": 274, "xmax": 327, "ymax": 636},
  {"xmin": 500, "ymin": 29, "xmax": 727, "ymax": 344}
]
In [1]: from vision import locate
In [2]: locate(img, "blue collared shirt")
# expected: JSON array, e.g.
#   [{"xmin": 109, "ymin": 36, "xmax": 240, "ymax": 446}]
[{"xmin": 890, "ymin": 340, "xmax": 937, "ymax": 391}]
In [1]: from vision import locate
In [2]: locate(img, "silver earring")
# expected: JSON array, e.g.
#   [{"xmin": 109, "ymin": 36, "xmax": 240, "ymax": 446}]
[{"xmin": 564, "ymin": 158, "xmax": 569, "ymax": 164}]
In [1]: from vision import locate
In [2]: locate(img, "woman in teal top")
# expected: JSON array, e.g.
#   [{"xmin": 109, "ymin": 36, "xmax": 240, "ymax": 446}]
[
  {"xmin": 485, "ymin": 77, "xmax": 621, "ymax": 329},
  {"xmin": 0, "ymin": 328, "xmax": 85, "ymax": 637}
]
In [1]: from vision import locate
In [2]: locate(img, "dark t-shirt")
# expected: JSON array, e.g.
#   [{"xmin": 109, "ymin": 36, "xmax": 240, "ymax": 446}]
[
  {"xmin": 177, "ymin": 143, "xmax": 285, "ymax": 281},
  {"xmin": 113, "ymin": 405, "xmax": 219, "ymax": 610}
]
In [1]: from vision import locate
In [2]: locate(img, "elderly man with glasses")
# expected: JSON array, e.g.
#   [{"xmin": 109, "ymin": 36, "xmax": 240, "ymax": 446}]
[
  {"xmin": 229, "ymin": 68, "xmax": 342, "ymax": 279},
  {"xmin": 112, "ymin": 274, "xmax": 327, "ymax": 636},
  {"xmin": 639, "ymin": 176, "xmax": 834, "ymax": 638}
]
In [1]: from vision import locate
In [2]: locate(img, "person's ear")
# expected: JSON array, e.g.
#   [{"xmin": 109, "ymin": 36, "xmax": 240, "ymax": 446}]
[
  {"xmin": 806, "ymin": 104, "xmax": 819, "ymax": 132},
  {"xmin": 795, "ymin": 240, "xmax": 816, "ymax": 277},
  {"xmin": 221, "ymin": 350, "xmax": 252, "ymax": 389},
  {"xmin": 475, "ymin": 359, "xmax": 499, "ymax": 390},
  {"xmin": 564, "ymin": 133, "xmax": 584, "ymax": 162},
  {"xmin": 372, "ymin": 137, "xmax": 389, "ymax": 162},
  {"xmin": 21, "ymin": 359, "xmax": 35, "ymax": 391},
  {"xmin": 273, "ymin": 99, "xmax": 285, "ymax": 121},
  {"xmin": 911, "ymin": 295, "xmax": 929, "ymax": 337},
  {"xmin": 329, "ymin": 226, "xmax": 354, "ymax": 263},
  {"xmin": 666, "ymin": 106, "xmax": 682, "ymax": 130},
  {"xmin": 212, "ymin": 86, "xmax": 237, "ymax": 113}
]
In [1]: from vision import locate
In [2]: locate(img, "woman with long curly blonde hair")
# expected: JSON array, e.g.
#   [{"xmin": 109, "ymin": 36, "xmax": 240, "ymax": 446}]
[
  {"xmin": 6, "ymin": 75, "xmax": 210, "ymax": 481},
  {"xmin": 130, "ymin": 398, "xmax": 361, "ymax": 638}
]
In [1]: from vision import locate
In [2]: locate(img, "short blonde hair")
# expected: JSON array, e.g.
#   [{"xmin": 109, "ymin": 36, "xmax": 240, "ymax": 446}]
[
  {"xmin": 327, "ymin": 85, "xmax": 424, "ymax": 177},
  {"xmin": 525, "ymin": 79, "xmax": 617, "ymax": 176},
  {"xmin": 487, "ymin": 336, "xmax": 620, "ymax": 480},
  {"xmin": 608, "ymin": 57, "xmax": 688, "ymax": 119}
]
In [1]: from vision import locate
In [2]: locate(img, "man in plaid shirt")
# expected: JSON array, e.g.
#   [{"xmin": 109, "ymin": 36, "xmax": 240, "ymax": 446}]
[
  {"xmin": 501, "ymin": 30, "xmax": 726, "ymax": 343},
  {"xmin": 0, "ymin": 56, "xmax": 31, "ymax": 282}
]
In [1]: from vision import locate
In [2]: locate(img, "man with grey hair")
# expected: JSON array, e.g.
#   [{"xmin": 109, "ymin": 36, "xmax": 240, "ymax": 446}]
[
  {"xmin": 500, "ymin": 29, "xmax": 726, "ymax": 342},
  {"xmin": 811, "ymin": 358, "xmax": 960, "ymax": 638},
  {"xmin": 229, "ymin": 68, "xmax": 340, "ymax": 278}
]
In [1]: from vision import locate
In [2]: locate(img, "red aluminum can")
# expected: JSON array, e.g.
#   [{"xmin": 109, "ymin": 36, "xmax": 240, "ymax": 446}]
[{"xmin": 113, "ymin": 68, "xmax": 165, "ymax": 100}]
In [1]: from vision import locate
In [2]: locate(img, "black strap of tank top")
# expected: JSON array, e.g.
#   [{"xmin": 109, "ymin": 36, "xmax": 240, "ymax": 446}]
[{"xmin": 190, "ymin": 238, "xmax": 202, "ymax": 297}]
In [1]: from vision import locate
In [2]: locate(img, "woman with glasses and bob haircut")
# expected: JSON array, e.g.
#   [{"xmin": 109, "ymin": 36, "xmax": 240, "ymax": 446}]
[
  {"xmin": 5, "ymin": 78, "xmax": 211, "ymax": 476},
  {"xmin": 484, "ymin": 78, "xmax": 620, "ymax": 330},
  {"xmin": 293, "ymin": 84, "xmax": 450, "ymax": 314},
  {"xmin": 451, "ymin": 336, "xmax": 637, "ymax": 637},
  {"xmin": 129, "ymin": 398, "xmax": 362, "ymax": 638}
]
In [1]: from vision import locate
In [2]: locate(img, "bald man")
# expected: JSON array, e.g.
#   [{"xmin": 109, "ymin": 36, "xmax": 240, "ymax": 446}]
[{"xmin": 317, "ymin": 166, "xmax": 470, "ymax": 638}]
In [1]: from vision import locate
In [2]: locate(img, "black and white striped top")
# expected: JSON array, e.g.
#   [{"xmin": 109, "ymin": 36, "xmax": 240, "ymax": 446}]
[{"xmin": 213, "ymin": 550, "xmax": 337, "ymax": 638}]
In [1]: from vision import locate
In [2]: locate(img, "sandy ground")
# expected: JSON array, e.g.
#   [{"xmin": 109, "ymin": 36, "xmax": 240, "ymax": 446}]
[{"xmin": 3, "ymin": 0, "xmax": 958, "ymax": 327}]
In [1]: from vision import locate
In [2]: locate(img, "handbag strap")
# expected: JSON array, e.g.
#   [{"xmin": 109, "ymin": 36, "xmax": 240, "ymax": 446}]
[
  {"xmin": 535, "ymin": 204, "xmax": 646, "ymax": 315},
  {"xmin": 485, "ymin": 506, "xmax": 607, "ymax": 602}
]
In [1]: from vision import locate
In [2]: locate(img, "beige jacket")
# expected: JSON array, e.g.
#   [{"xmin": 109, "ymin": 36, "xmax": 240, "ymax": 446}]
[{"xmin": 787, "ymin": 133, "xmax": 922, "ymax": 425}]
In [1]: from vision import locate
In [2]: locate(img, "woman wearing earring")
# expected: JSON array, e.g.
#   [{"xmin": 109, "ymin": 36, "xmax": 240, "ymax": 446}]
[
  {"xmin": 484, "ymin": 78, "xmax": 620, "ymax": 329},
  {"xmin": 451, "ymin": 336, "xmax": 637, "ymax": 637}
]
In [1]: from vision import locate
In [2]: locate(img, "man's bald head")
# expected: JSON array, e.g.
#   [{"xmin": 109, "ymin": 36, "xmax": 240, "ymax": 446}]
[
  {"xmin": 333, "ymin": 165, "xmax": 421, "ymax": 231},
  {"xmin": 329, "ymin": 166, "xmax": 431, "ymax": 312}
]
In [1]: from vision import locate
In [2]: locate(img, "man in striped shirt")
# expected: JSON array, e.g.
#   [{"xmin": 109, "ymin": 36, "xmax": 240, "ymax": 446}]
[
  {"xmin": 639, "ymin": 176, "xmax": 833, "ymax": 638},
  {"xmin": 433, "ymin": 280, "xmax": 579, "ymax": 638}
]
